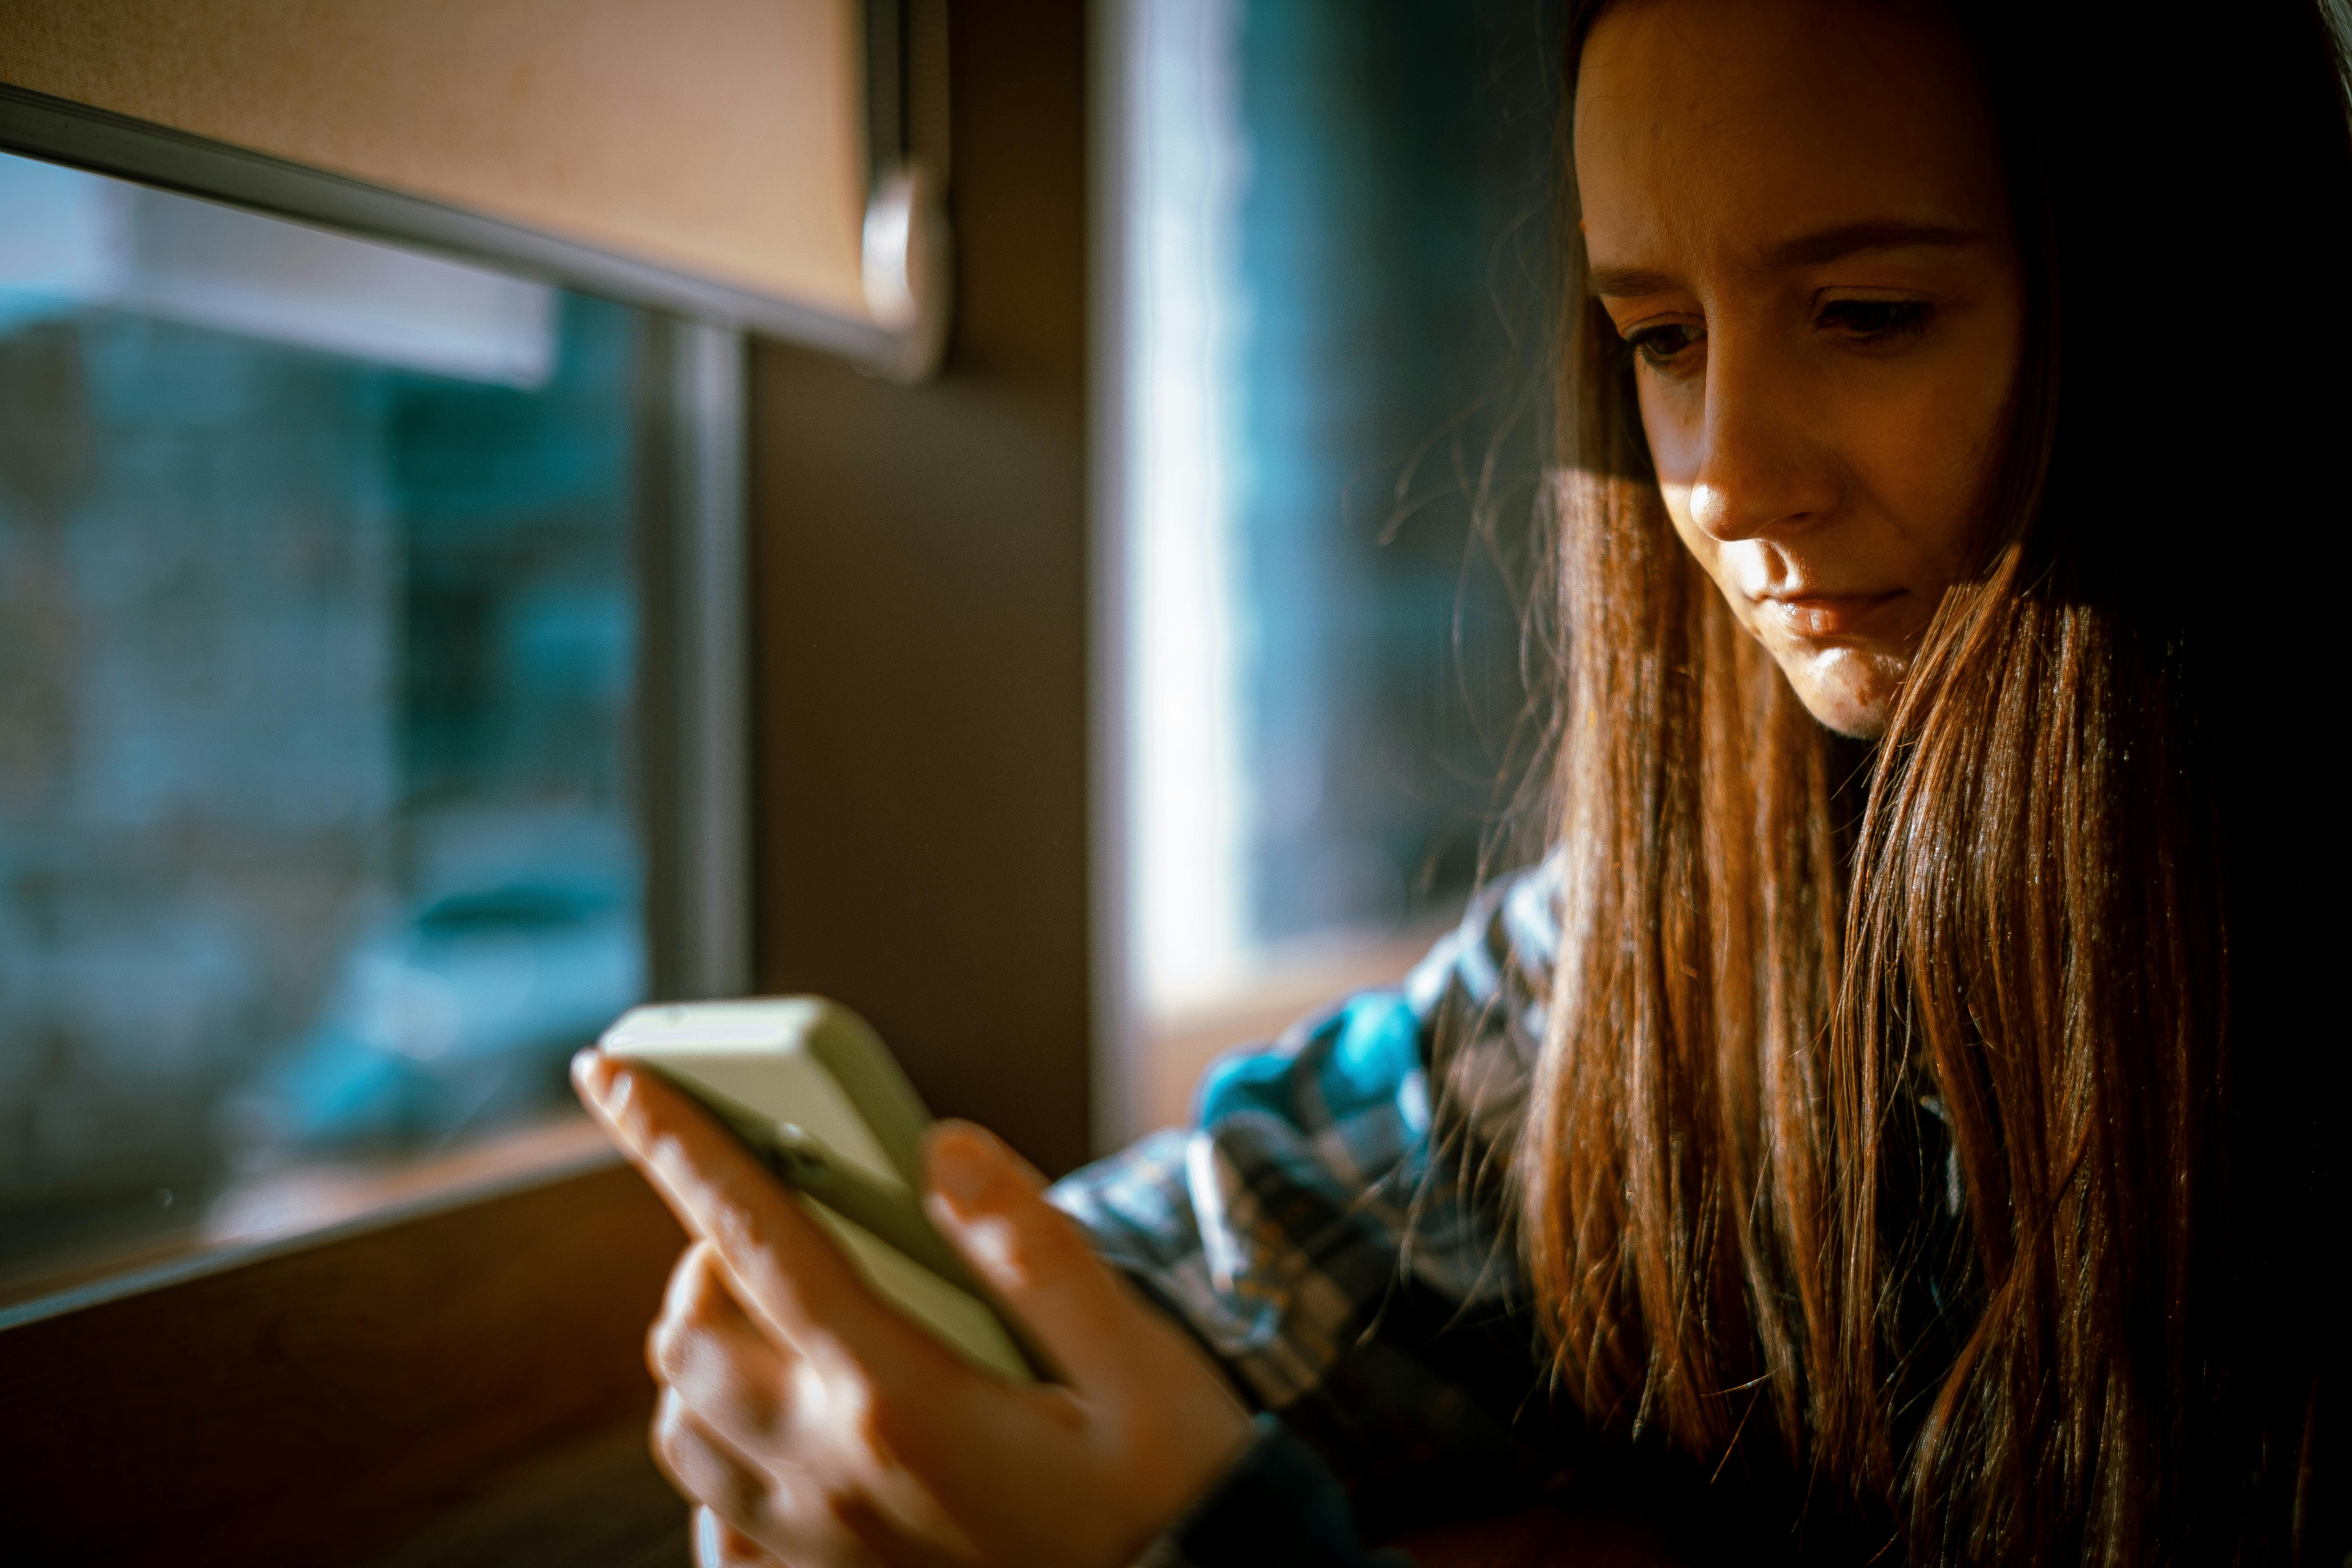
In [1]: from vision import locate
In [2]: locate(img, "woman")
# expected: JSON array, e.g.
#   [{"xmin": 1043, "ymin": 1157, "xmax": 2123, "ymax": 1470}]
[{"xmin": 574, "ymin": 1, "xmax": 2349, "ymax": 1562}]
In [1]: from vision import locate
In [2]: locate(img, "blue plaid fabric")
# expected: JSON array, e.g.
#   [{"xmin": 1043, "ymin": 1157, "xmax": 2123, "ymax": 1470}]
[{"xmin": 1053, "ymin": 864, "xmax": 1570, "ymax": 1564}]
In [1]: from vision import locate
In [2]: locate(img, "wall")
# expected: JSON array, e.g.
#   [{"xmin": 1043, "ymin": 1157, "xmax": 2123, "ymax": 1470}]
[{"xmin": 749, "ymin": 3, "xmax": 1094, "ymax": 1175}]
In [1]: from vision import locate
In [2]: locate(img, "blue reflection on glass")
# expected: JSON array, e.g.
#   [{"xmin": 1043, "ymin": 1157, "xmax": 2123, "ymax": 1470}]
[{"xmin": 0, "ymin": 150, "xmax": 646, "ymax": 1273}]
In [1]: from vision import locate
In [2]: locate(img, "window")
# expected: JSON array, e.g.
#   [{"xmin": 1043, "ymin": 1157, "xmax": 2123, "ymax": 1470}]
[
  {"xmin": 0, "ymin": 148, "xmax": 733, "ymax": 1305},
  {"xmin": 1112, "ymin": 0, "xmax": 1556, "ymax": 1133}
]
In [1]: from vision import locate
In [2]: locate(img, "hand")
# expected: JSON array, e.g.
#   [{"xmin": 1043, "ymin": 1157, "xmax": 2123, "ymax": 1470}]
[{"xmin": 572, "ymin": 1050, "xmax": 1253, "ymax": 1568}]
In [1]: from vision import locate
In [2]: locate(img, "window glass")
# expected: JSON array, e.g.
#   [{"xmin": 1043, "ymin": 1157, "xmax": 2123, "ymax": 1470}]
[
  {"xmin": 0, "ymin": 151, "xmax": 648, "ymax": 1294},
  {"xmin": 1121, "ymin": 0, "xmax": 1554, "ymax": 1118}
]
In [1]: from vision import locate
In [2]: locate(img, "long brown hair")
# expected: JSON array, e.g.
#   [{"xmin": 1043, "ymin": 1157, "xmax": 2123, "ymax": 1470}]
[{"xmin": 1512, "ymin": 3, "xmax": 2351, "ymax": 1562}]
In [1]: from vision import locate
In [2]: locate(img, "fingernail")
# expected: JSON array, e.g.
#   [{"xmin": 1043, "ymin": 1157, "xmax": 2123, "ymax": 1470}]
[
  {"xmin": 928, "ymin": 1124, "xmax": 995, "ymax": 1209},
  {"xmin": 950, "ymin": 1210, "xmax": 1021, "ymax": 1286},
  {"xmin": 572, "ymin": 1049, "xmax": 631, "ymax": 1113},
  {"xmin": 571, "ymin": 1048, "xmax": 611, "ymax": 1098}
]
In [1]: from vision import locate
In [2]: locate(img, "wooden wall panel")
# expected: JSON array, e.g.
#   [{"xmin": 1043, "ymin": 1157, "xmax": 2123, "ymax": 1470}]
[
  {"xmin": 749, "ymin": 1, "xmax": 1094, "ymax": 1174},
  {"xmin": 0, "ymin": 1164, "xmax": 684, "ymax": 1565}
]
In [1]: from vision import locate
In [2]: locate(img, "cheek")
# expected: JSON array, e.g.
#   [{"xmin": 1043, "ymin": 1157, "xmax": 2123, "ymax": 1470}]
[
  {"xmin": 1657, "ymin": 483, "xmax": 1711, "ymax": 571},
  {"xmin": 1854, "ymin": 329, "xmax": 2023, "ymax": 570},
  {"xmin": 1657, "ymin": 480, "xmax": 1750, "ymax": 628},
  {"xmin": 1635, "ymin": 376, "xmax": 1701, "ymax": 488},
  {"xmin": 1638, "ymin": 381, "xmax": 1727, "ymax": 581}
]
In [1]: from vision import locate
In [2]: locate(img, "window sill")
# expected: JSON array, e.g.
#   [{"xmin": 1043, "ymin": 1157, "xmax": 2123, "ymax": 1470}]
[
  {"xmin": 362, "ymin": 1420, "xmax": 690, "ymax": 1568},
  {"xmin": 0, "ymin": 1112, "xmax": 619, "ymax": 1328},
  {"xmin": 0, "ymin": 1127, "xmax": 684, "ymax": 1563}
]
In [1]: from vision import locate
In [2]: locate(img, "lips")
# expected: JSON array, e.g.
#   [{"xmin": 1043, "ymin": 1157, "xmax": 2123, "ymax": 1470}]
[{"xmin": 1761, "ymin": 590, "xmax": 1906, "ymax": 640}]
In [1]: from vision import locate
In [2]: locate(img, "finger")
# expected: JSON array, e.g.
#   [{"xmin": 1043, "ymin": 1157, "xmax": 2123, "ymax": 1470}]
[
  {"xmin": 576, "ymin": 1049, "xmax": 945, "ymax": 1373},
  {"xmin": 921, "ymin": 1121, "xmax": 1150, "ymax": 1395},
  {"xmin": 652, "ymin": 1242, "xmax": 794, "ymax": 1453},
  {"xmin": 653, "ymin": 1389, "xmax": 771, "ymax": 1540},
  {"xmin": 659, "ymin": 1392, "xmax": 887, "ymax": 1568}
]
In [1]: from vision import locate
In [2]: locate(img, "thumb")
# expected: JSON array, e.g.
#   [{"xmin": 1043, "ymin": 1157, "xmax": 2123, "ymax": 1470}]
[{"xmin": 921, "ymin": 1121, "xmax": 1147, "ymax": 1394}]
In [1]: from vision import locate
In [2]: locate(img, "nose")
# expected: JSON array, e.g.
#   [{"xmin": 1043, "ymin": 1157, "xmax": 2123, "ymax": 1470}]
[{"xmin": 1683, "ymin": 337, "xmax": 1840, "ymax": 542}]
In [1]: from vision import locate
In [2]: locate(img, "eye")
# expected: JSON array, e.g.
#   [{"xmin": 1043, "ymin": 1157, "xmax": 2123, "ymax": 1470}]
[
  {"xmin": 1624, "ymin": 321, "xmax": 1703, "ymax": 369},
  {"xmin": 1816, "ymin": 298, "xmax": 1931, "ymax": 344}
]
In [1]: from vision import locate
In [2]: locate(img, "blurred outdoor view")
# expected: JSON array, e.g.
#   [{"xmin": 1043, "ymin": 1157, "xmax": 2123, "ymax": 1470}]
[
  {"xmin": 1121, "ymin": 0, "xmax": 1556, "ymax": 1122},
  {"xmin": 0, "ymin": 151, "xmax": 648, "ymax": 1292}
]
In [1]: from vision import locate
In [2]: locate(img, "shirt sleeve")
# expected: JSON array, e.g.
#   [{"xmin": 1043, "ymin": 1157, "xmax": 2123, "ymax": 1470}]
[{"xmin": 1051, "ymin": 863, "xmax": 1570, "ymax": 1548}]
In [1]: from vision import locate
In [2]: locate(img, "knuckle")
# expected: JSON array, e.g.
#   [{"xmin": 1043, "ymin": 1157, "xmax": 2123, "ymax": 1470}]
[
  {"xmin": 652, "ymin": 1399, "xmax": 692, "ymax": 1468},
  {"xmin": 650, "ymin": 1316, "xmax": 694, "ymax": 1383},
  {"xmin": 668, "ymin": 1239, "xmax": 723, "ymax": 1307}
]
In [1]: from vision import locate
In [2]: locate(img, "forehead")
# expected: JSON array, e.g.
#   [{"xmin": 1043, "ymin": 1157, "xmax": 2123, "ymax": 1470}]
[{"xmin": 1574, "ymin": 0, "xmax": 2007, "ymax": 265}]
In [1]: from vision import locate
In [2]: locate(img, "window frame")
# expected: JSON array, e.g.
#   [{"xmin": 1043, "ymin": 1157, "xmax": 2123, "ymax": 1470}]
[{"xmin": 0, "ymin": 78, "xmax": 897, "ymax": 365}]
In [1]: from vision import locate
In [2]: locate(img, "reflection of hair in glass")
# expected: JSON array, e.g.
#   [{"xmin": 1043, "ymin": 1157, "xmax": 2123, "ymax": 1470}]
[{"xmin": 1502, "ymin": 2, "xmax": 2349, "ymax": 1561}]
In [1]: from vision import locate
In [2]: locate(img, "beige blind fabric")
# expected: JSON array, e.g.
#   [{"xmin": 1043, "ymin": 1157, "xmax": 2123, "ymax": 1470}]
[{"xmin": 0, "ymin": 0, "xmax": 871, "ymax": 320}]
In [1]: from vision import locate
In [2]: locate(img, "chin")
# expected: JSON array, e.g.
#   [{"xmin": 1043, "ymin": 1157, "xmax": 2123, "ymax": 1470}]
[
  {"xmin": 1780, "ymin": 646, "xmax": 1906, "ymax": 740},
  {"xmin": 1804, "ymin": 696, "xmax": 1891, "ymax": 740}
]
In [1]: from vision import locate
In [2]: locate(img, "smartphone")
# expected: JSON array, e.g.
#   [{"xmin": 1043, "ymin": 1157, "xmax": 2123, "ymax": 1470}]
[{"xmin": 598, "ymin": 997, "xmax": 1040, "ymax": 1382}]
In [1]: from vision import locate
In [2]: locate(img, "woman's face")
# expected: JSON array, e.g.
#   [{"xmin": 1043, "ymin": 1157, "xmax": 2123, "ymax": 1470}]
[{"xmin": 1575, "ymin": 0, "xmax": 2026, "ymax": 738}]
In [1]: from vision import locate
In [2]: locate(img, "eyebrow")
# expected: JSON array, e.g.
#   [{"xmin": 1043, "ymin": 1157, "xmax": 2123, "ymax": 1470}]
[{"xmin": 1586, "ymin": 220, "xmax": 1989, "ymax": 297}]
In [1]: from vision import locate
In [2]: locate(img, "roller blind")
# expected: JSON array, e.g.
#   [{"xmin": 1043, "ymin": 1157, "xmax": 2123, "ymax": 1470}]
[{"xmin": 0, "ymin": 0, "xmax": 871, "ymax": 323}]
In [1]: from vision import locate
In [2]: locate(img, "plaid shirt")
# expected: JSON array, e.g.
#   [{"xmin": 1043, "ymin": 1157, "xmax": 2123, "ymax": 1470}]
[{"xmin": 1052, "ymin": 864, "xmax": 1570, "ymax": 1566}]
